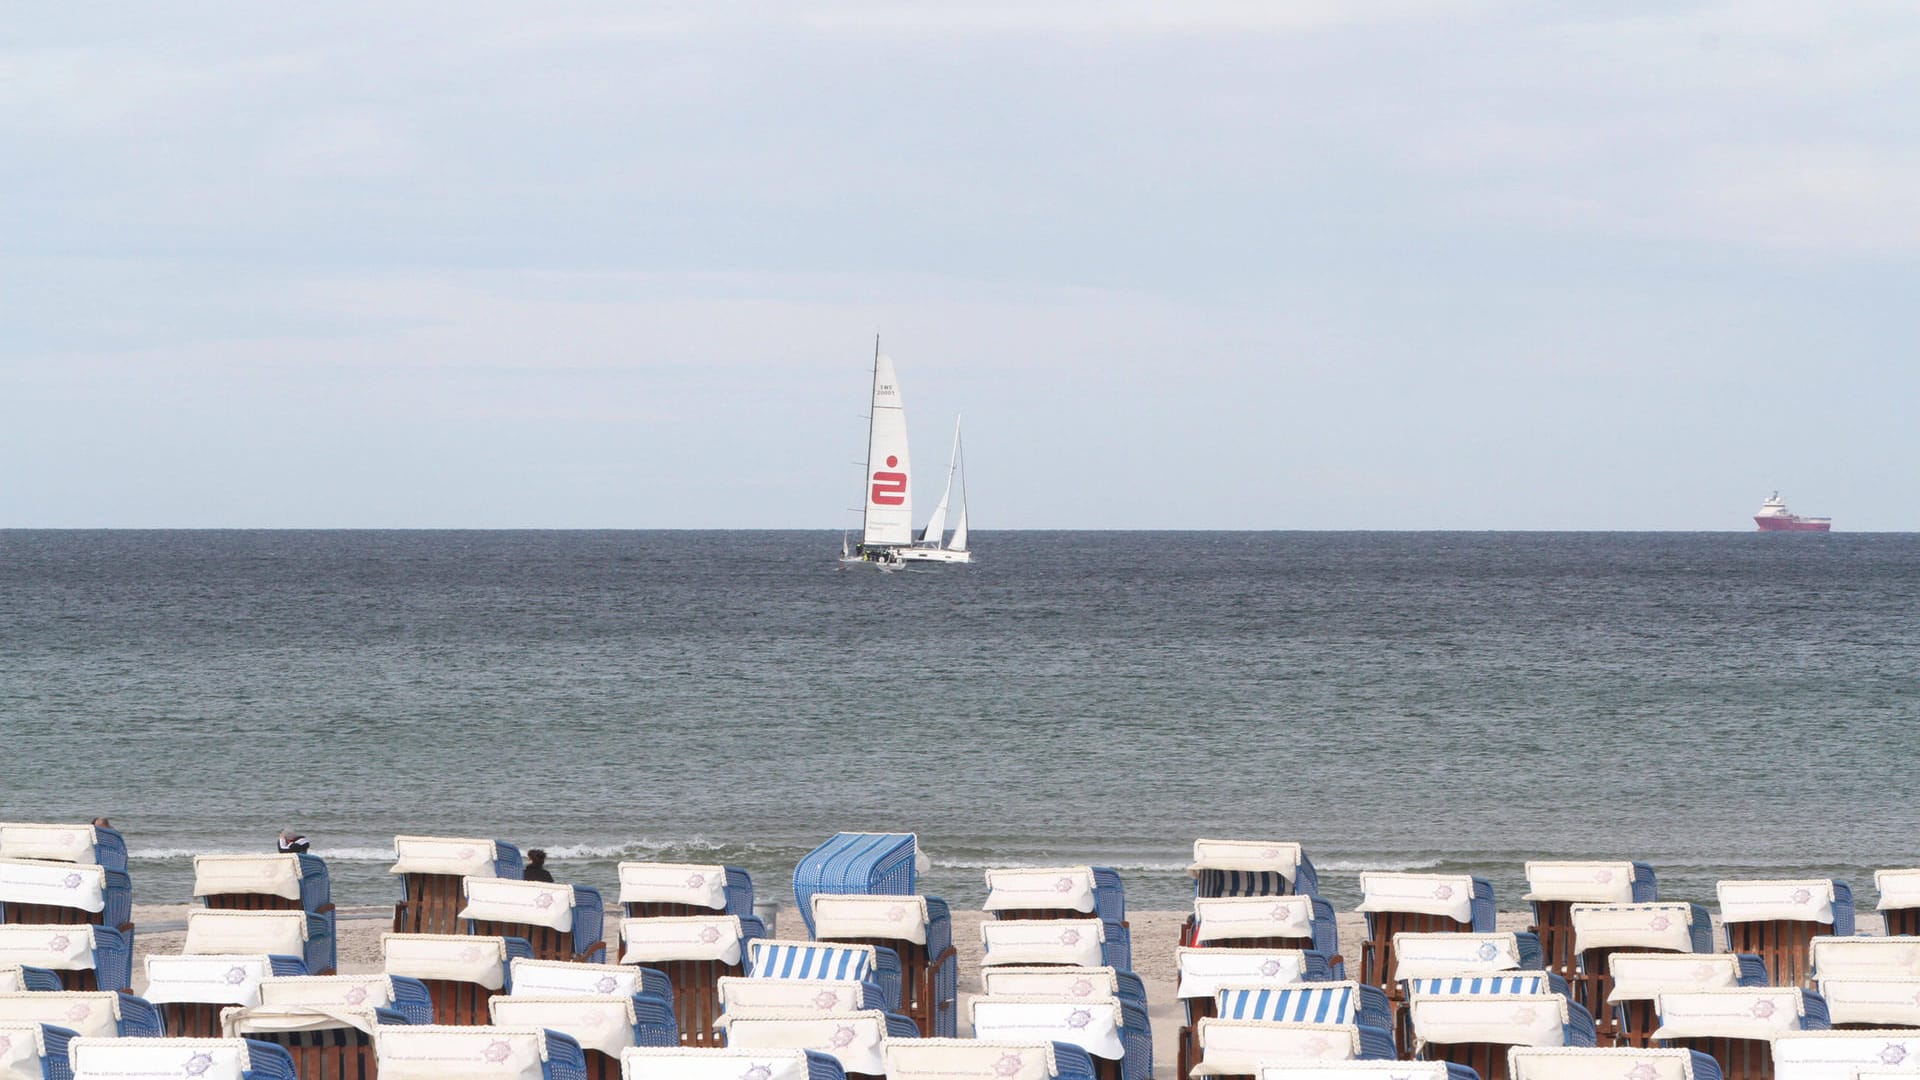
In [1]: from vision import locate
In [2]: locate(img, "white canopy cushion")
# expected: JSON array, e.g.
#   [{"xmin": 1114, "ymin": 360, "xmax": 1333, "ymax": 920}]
[
  {"xmin": 1191, "ymin": 1020, "xmax": 1361, "ymax": 1076},
  {"xmin": 1506, "ymin": 1047, "xmax": 1702, "ymax": 1080},
  {"xmin": 0, "ymin": 993, "xmax": 121, "ymax": 1038},
  {"xmin": 1811, "ymin": 938, "xmax": 1920, "ymax": 979},
  {"xmin": 382, "ymin": 934, "xmax": 509, "ymax": 990},
  {"xmin": 980, "ymin": 966, "xmax": 1120, "ymax": 1001},
  {"xmin": 1813, "ymin": 978, "xmax": 1920, "ymax": 1028},
  {"xmin": 1391, "ymin": 932, "xmax": 1522, "ymax": 981},
  {"xmin": 374, "ymin": 1026, "xmax": 549, "ymax": 1080},
  {"xmin": 1260, "ymin": 1063, "xmax": 1460, "ymax": 1080},
  {"xmin": 617, "ymin": 863, "xmax": 730, "ymax": 909},
  {"xmin": 0, "ymin": 825, "xmax": 99, "ymax": 866},
  {"xmin": 67, "ymin": 1037, "xmax": 253, "ymax": 1080},
  {"xmin": 389, "ymin": 836, "xmax": 498, "ymax": 878},
  {"xmin": 1194, "ymin": 897, "xmax": 1317, "ymax": 944},
  {"xmin": 1523, "ymin": 862, "xmax": 1639, "ymax": 904},
  {"xmin": 1769, "ymin": 1032, "xmax": 1920, "ymax": 1080},
  {"xmin": 142, "ymin": 954, "xmax": 270, "ymax": 1006},
  {"xmin": 192, "ymin": 854, "xmax": 303, "ymax": 901},
  {"xmin": 968, "ymin": 995, "xmax": 1126, "ymax": 1060},
  {"xmin": 1651, "ymin": 989, "xmax": 1808, "ymax": 1039},
  {"xmin": 0, "ymin": 923, "xmax": 96, "ymax": 971},
  {"xmin": 460, "ymin": 877, "xmax": 575, "ymax": 932},
  {"xmin": 510, "ymin": 957, "xmax": 642, "ymax": 999},
  {"xmin": 492, "ymin": 995, "xmax": 638, "ymax": 1058},
  {"xmin": 883, "ymin": 1038, "xmax": 1060, "ymax": 1080},
  {"xmin": 1176, "ymin": 947, "xmax": 1309, "ymax": 999},
  {"xmin": 714, "ymin": 1009, "xmax": 890, "ymax": 1076},
  {"xmin": 810, "ymin": 894, "xmax": 930, "ymax": 944},
  {"xmin": 1409, "ymin": 994, "xmax": 1570, "ymax": 1049},
  {"xmin": 979, "ymin": 920, "xmax": 1105, "ymax": 968},
  {"xmin": 0, "ymin": 1022, "xmax": 44, "ymax": 1080},
  {"xmin": 0, "ymin": 859, "xmax": 106, "ymax": 914},
  {"xmin": 1189, "ymin": 841, "xmax": 1304, "ymax": 881},
  {"xmin": 184, "ymin": 910, "xmax": 306, "ymax": 957},
  {"xmin": 619, "ymin": 1046, "xmax": 814, "ymax": 1080},
  {"xmin": 1716, "ymin": 880, "xmax": 1837, "ymax": 925},
  {"xmin": 1606, "ymin": 954, "xmax": 1746, "ymax": 1002},
  {"xmin": 619, "ymin": 916, "xmax": 744, "ymax": 965},
  {"xmin": 258, "ymin": 974, "xmax": 396, "ymax": 1009},
  {"xmin": 220, "ymin": 1004, "xmax": 381, "ymax": 1037},
  {"xmin": 1355, "ymin": 873, "xmax": 1476, "ymax": 923},
  {"xmin": 1569, "ymin": 904, "xmax": 1698, "ymax": 954},
  {"xmin": 1874, "ymin": 869, "xmax": 1920, "ymax": 912},
  {"xmin": 718, "ymin": 977, "xmax": 872, "ymax": 1013},
  {"xmin": 983, "ymin": 868, "xmax": 1098, "ymax": 914}
]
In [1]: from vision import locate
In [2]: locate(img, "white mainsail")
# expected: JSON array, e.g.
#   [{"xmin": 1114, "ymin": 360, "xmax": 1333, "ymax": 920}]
[
  {"xmin": 919, "ymin": 417, "xmax": 961, "ymax": 545},
  {"xmin": 861, "ymin": 352, "xmax": 914, "ymax": 547}
]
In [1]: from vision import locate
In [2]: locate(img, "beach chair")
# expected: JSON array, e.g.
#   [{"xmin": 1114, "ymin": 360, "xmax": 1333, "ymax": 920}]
[
  {"xmin": 1188, "ymin": 1018, "xmax": 1376, "ymax": 1077},
  {"xmin": 1565, "ymin": 902, "xmax": 1713, "ymax": 1043},
  {"xmin": 984, "ymin": 867, "xmax": 1128, "ymax": 928},
  {"xmin": 1649, "ymin": 988, "xmax": 1830, "ymax": 1080},
  {"xmin": 979, "ymin": 967, "xmax": 1151, "ymax": 1078},
  {"xmin": 1873, "ymin": 870, "xmax": 1920, "ymax": 938},
  {"xmin": 1215, "ymin": 982, "xmax": 1394, "ymax": 1053},
  {"xmin": 389, "ymin": 834, "xmax": 523, "ymax": 936},
  {"xmin": 0, "ymin": 923, "xmax": 134, "ymax": 993},
  {"xmin": 980, "ymin": 920, "xmax": 1130, "ymax": 973},
  {"xmin": 1767, "ymin": 1030, "xmax": 1920, "ymax": 1080},
  {"xmin": 145, "ymin": 953, "xmax": 306, "ymax": 1038},
  {"xmin": 621, "ymin": 914, "xmax": 766, "ymax": 1046},
  {"xmin": 0, "ymin": 964, "xmax": 64, "ymax": 993},
  {"xmin": 185, "ymin": 910, "xmax": 326, "ymax": 979},
  {"xmin": 811, "ymin": 894, "xmax": 957, "ymax": 1037},
  {"xmin": 1354, "ymin": 873, "xmax": 1495, "ymax": 992},
  {"xmin": 0, "ymin": 859, "xmax": 134, "ymax": 938},
  {"xmin": 514, "ymin": 955, "xmax": 677, "ymax": 1017},
  {"xmin": 0, "ymin": 823, "xmax": 128, "ymax": 873},
  {"xmin": 494, "ymin": 994, "xmax": 679, "ymax": 1079},
  {"xmin": 1189, "ymin": 841, "xmax": 1321, "ymax": 902},
  {"xmin": 372, "ymin": 1024, "xmax": 589, "ymax": 1078},
  {"xmin": 382, "ymin": 932, "xmax": 532, "ymax": 1026},
  {"xmin": 713, "ymin": 1008, "xmax": 918, "ymax": 1079},
  {"xmin": 460, "ymin": 875, "xmax": 608, "ymax": 963},
  {"xmin": 1717, "ymin": 881, "xmax": 1856, "ymax": 991},
  {"xmin": 791, "ymin": 835, "xmax": 919, "ymax": 937},
  {"xmin": 1191, "ymin": 896, "xmax": 1341, "ymax": 961},
  {"xmin": 193, "ymin": 854, "xmax": 338, "ymax": 975},
  {"xmin": 619, "ymin": 1044, "xmax": 850, "ymax": 1080},
  {"xmin": 220, "ymin": 1003, "xmax": 403, "ymax": 1078},
  {"xmin": 883, "ymin": 1037, "xmax": 1101, "ymax": 1080},
  {"xmin": 0, "ymin": 991, "xmax": 166, "ymax": 1038},
  {"xmin": 258, "ymin": 971, "xmax": 436, "ymax": 1025},
  {"xmin": 1175, "ymin": 947, "xmax": 1337, "ymax": 1080},
  {"xmin": 1524, "ymin": 862, "xmax": 1657, "ymax": 981},
  {"xmin": 620, "ymin": 862, "xmax": 755, "ymax": 920},
  {"xmin": 1803, "ymin": 936, "xmax": 1920, "ymax": 1029},
  {"xmin": 968, "ymin": 996, "xmax": 1138, "ymax": 1080},
  {"xmin": 0, "ymin": 1020, "xmax": 76, "ymax": 1080},
  {"xmin": 1409, "ymin": 993, "xmax": 1598, "ymax": 1080},
  {"xmin": 1506, "ymin": 1046, "xmax": 1724, "ymax": 1080},
  {"xmin": 65, "ymin": 1036, "xmax": 298, "ymax": 1080},
  {"xmin": 1606, "ymin": 952, "xmax": 1771, "ymax": 1049},
  {"xmin": 1388, "ymin": 930, "xmax": 1549, "ymax": 1045},
  {"xmin": 746, "ymin": 940, "xmax": 901, "ymax": 1012}
]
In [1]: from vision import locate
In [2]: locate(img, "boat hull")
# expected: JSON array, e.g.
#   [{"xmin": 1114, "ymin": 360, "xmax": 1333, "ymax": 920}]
[
  {"xmin": 1755, "ymin": 517, "xmax": 1831, "ymax": 532},
  {"xmin": 897, "ymin": 547, "xmax": 973, "ymax": 564}
]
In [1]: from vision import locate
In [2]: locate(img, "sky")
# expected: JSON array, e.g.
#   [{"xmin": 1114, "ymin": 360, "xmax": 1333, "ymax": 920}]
[{"xmin": 3, "ymin": 2, "xmax": 1916, "ymax": 529}]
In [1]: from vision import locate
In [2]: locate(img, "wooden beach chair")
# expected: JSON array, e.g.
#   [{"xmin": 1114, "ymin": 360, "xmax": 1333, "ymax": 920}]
[
  {"xmin": 810, "ymin": 893, "xmax": 958, "ymax": 1037},
  {"xmin": 388, "ymin": 834, "xmax": 522, "ymax": 936},
  {"xmin": 1564, "ymin": 902, "xmax": 1713, "ymax": 1044},
  {"xmin": 65, "ymin": 1036, "xmax": 299, "ymax": 1080},
  {"xmin": 884, "ymin": 1037, "xmax": 1101, "ymax": 1080},
  {"xmin": 459, "ymin": 875, "xmax": 607, "ymax": 963},
  {"xmin": 620, "ymin": 914, "xmax": 762, "ymax": 1046},
  {"xmin": 145, "ymin": 953, "xmax": 304, "ymax": 1038},
  {"xmin": 1649, "ymin": 988, "xmax": 1829, "ymax": 1080},
  {"xmin": 1408, "ymin": 992, "xmax": 1597, "ymax": 1080},
  {"xmin": 382, "ymin": 932, "xmax": 531, "ymax": 1027},
  {"xmin": 968, "ymin": 996, "xmax": 1134, "ymax": 1080},
  {"xmin": 1353, "ymin": 872, "xmax": 1495, "ymax": 993},
  {"xmin": 791, "ymin": 834, "xmax": 919, "ymax": 938},
  {"xmin": 620, "ymin": 1045, "xmax": 852, "ymax": 1080},
  {"xmin": 193, "ymin": 854, "xmax": 337, "ymax": 975},
  {"xmin": 1873, "ymin": 870, "xmax": 1920, "ymax": 938},
  {"xmin": 220, "ymin": 1003, "xmax": 403, "ymax": 1079},
  {"xmin": 493, "ymin": 994, "xmax": 678, "ymax": 1080},
  {"xmin": 1174, "ymin": 946, "xmax": 1336, "ymax": 1080},
  {"xmin": 979, "ymin": 966, "xmax": 1152, "ymax": 1078},
  {"xmin": 620, "ymin": 861, "xmax": 755, "ymax": 920},
  {"xmin": 373, "ymin": 1024, "xmax": 590, "ymax": 1079},
  {"xmin": 0, "ymin": 991, "xmax": 167, "ymax": 1038},
  {"xmin": 0, "ymin": 923, "xmax": 134, "ymax": 992},
  {"xmin": 0, "ymin": 859, "xmax": 134, "ymax": 944},
  {"xmin": 1768, "ymin": 1030, "xmax": 1920, "ymax": 1080},
  {"xmin": 1605, "ymin": 953, "xmax": 1770, "ymax": 1049},
  {"xmin": 1506, "ymin": 1046, "xmax": 1725, "ymax": 1080},
  {"xmin": 1717, "ymin": 880, "xmax": 1856, "ymax": 991},
  {"xmin": 984, "ymin": 866, "xmax": 1128, "ymax": 928},
  {"xmin": 258, "ymin": 971, "xmax": 436, "ymax": 1024},
  {"xmin": 1188, "ymin": 1018, "xmax": 1373, "ymax": 1079},
  {"xmin": 1524, "ymin": 861, "xmax": 1656, "ymax": 983},
  {"xmin": 1387, "ymin": 929, "xmax": 1547, "ymax": 1047},
  {"xmin": 713, "ymin": 1007, "xmax": 919, "ymax": 1080}
]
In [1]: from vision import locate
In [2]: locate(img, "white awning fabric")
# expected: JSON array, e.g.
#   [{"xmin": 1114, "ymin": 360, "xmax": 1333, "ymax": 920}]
[
  {"xmin": 1522, "ymin": 862, "xmax": 1639, "ymax": 903},
  {"xmin": 968, "ymin": 995, "xmax": 1126, "ymax": 1060},
  {"xmin": 1716, "ymin": 880, "xmax": 1837, "ymax": 925},
  {"xmin": 979, "ymin": 919, "xmax": 1105, "ymax": 968},
  {"xmin": 619, "ymin": 916, "xmax": 744, "ymax": 965},
  {"xmin": 714, "ymin": 1009, "xmax": 891, "ymax": 1076},
  {"xmin": 1189, "ymin": 840, "xmax": 1304, "ymax": 881},
  {"xmin": 1768, "ymin": 1032, "xmax": 1920, "ymax": 1080},
  {"xmin": 142, "ymin": 954, "xmax": 270, "ymax": 1006},
  {"xmin": 491, "ymin": 995, "xmax": 637, "ymax": 1058},
  {"xmin": 0, "ymin": 1021, "xmax": 45, "ymax": 1080},
  {"xmin": 811, "ymin": 894, "xmax": 930, "ymax": 943},
  {"xmin": 983, "ymin": 867, "xmax": 1098, "ymax": 914},
  {"xmin": 0, "ymin": 859, "xmax": 106, "ymax": 914},
  {"xmin": 1651, "ymin": 989, "xmax": 1807, "ymax": 1040},
  {"xmin": 1606, "ymin": 954, "xmax": 1746, "ymax": 1002},
  {"xmin": 617, "ymin": 862, "xmax": 730, "ymax": 909},
  {"xmin": 717, "ymin": 977, "xmax": 871, "ymax": 1013},
  {"xmin": 1176, "ymin": 947, "xmax": 1309, "ymax": 999},
  {"xmin": 1569, "ymin": 903, "xmax": 1697, "ymax": 955},
  {"xmin": 66, "ymin": 1037, "xmax": 254, "ymax": 1080},
  {"xmin": 883, "ymin": 1038, "xmax": 1060, "ymax": 1080},
  {"xmin": 1810, "ymin": 938, "xmax": 1920, "ymax": 979},
  {"xmin": 460, "ymin": 877, "xmax": 575, "ymax": 932},
  {"xmin": 980, "ymin": 966, "xmax": 1119, "ymax": 1001},
  {"xmin": 220, "ymin": 1004, "xmax": 382, "ymax": 1037},
  {"xmin": 192, "ymin": 854, "xmax": 304, "ymax": 901},
  {"xmin": 1194, "ymin": 897, "xmax": 1317, "ymax": 944},
  {"xmin": 258, "ymin": 974, "xmax": 396, "ymax": 1010},
  {"xmin": 1259, "ymin": 1064, "xmax": 1458, "ymax": 1080},
  {"xmin": 1191, "ymin": 1020, "xmax": 1361, "ymax": 1076},
  {"xmin": 1812, "ymin": 978, "xmax": 1920, "ymax": 1028},
  {"xmin": 185, "ymin": 910, "xmax": 306, "ymax": 957},
  {"xmin": 1391, "ymin": 933, "xmax": 1522, "ymax": 981},
  {"xmin": 0, "ymin": 923, "xmax": 96, "ymax": 971},
  {"xmin": 0, "ymin": 993, "xmax": 122, "ymax": 1038},
  {"xmin": 382, "ymin": 934, "xmax": 510, "ymax": 990},
  {"xmin": 509, "ymin": 957, "xmax": 640, "ymax": 999},
  {"xmin": 618, "ymin": 1046, "xmax": 814, "ymax": 1080},
  {"xmin": 1874, "ymin": 869, "xmax": 1920, "ymax": 912},
  {"xmin": 373, "ymin": 1026, "xmax": 548, "ymax": 1080},
  {"xmin": 389, "ymin": 836, "xmax": 499, "ymax": 878},
  {"xmin": 1409, "ymin": 994, "xmax": 1570, "ymax": 1049},
  {"xmin": 1506, "ymin": 1047, "xmax": 1701, "ymax": 1080},
  {"xmin": 1355, "ymin": 873, "xmax": 1475, "ymax": 923},
  {"xmin": 0, "ymin": 824, "xmax": 98, "ymax": 865}
]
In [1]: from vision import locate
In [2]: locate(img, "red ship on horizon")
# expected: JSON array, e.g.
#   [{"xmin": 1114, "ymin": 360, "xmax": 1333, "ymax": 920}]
[{"xmin": 1754, "ymin": 492, "xmax": 1831, "ymax": 532}]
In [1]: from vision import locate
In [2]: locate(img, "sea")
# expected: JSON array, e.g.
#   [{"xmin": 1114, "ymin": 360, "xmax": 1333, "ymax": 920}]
[{"xmin": 2, "ymin": 530, "xmax": 1915, "ymax": 915}]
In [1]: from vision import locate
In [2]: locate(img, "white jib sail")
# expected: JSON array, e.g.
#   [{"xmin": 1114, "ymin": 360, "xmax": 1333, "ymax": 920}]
[
  {"xmin": 919, "ymin": 417, "xmax": 960, "ymax": 545},
  {"xmin": 862, "ymin": 353, "xmax": 914, "ymax": 547},
  {"xmin": 947, "ymin": 429, "xmax": 968, "ymax": 552}
]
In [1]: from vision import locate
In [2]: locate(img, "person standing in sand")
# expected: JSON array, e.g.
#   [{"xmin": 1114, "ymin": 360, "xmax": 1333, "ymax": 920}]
[{"xmin": 522, "ymin": 849, "xmax": 554, "ymax": 882}]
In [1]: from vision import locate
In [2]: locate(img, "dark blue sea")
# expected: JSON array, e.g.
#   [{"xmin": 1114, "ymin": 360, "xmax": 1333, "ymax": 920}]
[{"xmin": 1, "ymin": 530, "xmax": 1915, "ymax": 912}]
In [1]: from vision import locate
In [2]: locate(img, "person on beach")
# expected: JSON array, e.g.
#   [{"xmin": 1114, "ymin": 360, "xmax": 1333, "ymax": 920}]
[
  {"xmin": 522, "ymin": 849, "xmax": 553, "ymax": 882},
  {"xmin": 276, "ymin": 830, "xmax": 310, "ymax": 854}
]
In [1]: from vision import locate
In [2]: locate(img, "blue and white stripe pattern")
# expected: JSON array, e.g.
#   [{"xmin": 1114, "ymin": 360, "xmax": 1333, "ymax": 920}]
[
  {"xmin": 747, "ymin": 942, "xmax": 874, "ymax": 984},
  {"xmin": 1217, "ymin": 985, "xmax": 1356, "ymax": 1024},
  {"xmin": 1406, "ymin": 973, "xmax": 1553, "ymax": 997}
]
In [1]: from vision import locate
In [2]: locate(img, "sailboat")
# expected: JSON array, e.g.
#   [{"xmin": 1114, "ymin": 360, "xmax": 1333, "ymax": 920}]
[{"xmin": 898, "ymin": 417, "xmax": 971, "ymax": 564}]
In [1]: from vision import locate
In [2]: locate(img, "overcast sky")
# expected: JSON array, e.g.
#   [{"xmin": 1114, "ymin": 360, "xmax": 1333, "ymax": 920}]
[{"xmin": 4, "ymin": 2, "xmax": 1915, "ymax": 529}]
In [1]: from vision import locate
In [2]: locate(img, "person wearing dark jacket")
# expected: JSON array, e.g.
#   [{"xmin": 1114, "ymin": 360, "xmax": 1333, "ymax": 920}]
[
  {"xmin": 522, "ymin": 849, "xmax": 554, "ymax": 882},
  {"xmin": 276, "ymin": 830, "xmax": 310, "ymax": 854}
]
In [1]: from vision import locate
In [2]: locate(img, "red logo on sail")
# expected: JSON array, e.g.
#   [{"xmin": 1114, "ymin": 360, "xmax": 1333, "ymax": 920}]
[{"xmin": 871, "ymin": 455, "xmax": 907, "ymax": 505}]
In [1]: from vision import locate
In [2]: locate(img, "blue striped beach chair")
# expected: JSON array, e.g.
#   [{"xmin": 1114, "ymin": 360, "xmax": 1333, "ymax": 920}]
[
  {"xmin": 792, "ymin": 835, "xmax": 920, "ymax": 937},
  {"xmin": 0, "ymin": 923, "xmax": 134, "ymax": 993},
  {"xmin": 145, "ymin": 952, "xmax": 308, "ymax": 1038},
  {"xmin": 0, "ymin": 1019, "xmax": 78, "ymax": 1080},
  {"xmin": 494, "ymin": 993, "xmax": 680, "ymax": 1079},
  {"xmin": 983, "ymin": 867, "xmax": 1128, "ymax": 929},
  {"xmin": 620, "ymin": 1044, "xmax": 850, "ymax": 1080},
  {"xmin": 1606, "ymin": 952, "xmax": 1770, "ymax": 1050},
  {"xmin": 884, "ymin": 1037, "xmax": 1102, "ymax": 1080},
  {"xmin": 979, "ymin": 966, "xmax": 1151, "ymax": 1077},
  {"xmin": 258, "ymin": 972, "xmax": 436, "ymax": 1024},
  {"xmin": 1354, "ymin": 873, "xmax": 1496, "ymax": 993},
  {"xmin": 1189, "ymin": 1017, "xmax": 1389, "ymax": 1076},
  {"xmin": 1565, "ymin": 901, "xmax": 1713, "ymax": 1043},
  {"xmin": 622, "ymin": 862, "xmax": 757, "ymax": 920},
  {"xmin": 0, "ymin": 859, "xmax": 134, "ymax": 946},
  {"xmin": 1717, "ymin": 881, "xmax": 1856, "ymax": 992},
  {"xmin": 1873, "ymin": 869, "xmax": 1920, "ymax": 938},
  {"xmin": 747, "ymin": 939, "xmax": 900, "ymax": 1010},
  {"xmin": 714, "ymin": 1008, "xmax": 919, "ymax": 1079},
  {"xmin": 1768, "ymin": 1030, "xmax": 1920, "ymax": 1080},
  {"xmin": 1524, "ymin": 862, "xmax": 1658, "ymax": 983},
  {"xmin": 968, "ymin": 995, "xmax": 1143, "ymax": 1080},
  {"xmin": 622, "ymin": 914, "xmax": 768, "ymax": 1047},
  {"xmin": 0, "ymin": 824, "xmax": 128, "ymax": 875},
  {"xmin": 460, "ymin": 875, "xmax": 608, "ymax": 963},
  {"xmin": 389, "ymin": 835, "xmax": 524, "ymax": 937},
  {"xmin": 1409, "ymin": 993, "xmax": 1598, "ymax": 1080},
  {"xmin": 1804, "ymin": 937, "xmax": 1920, "ymax": 1030},
  {"xmin": 193, "ymin": 854, "xmax": 338, "ymax": 975},
  {"xmin": 373, "ymin": 1024, "xmax": 589, "ymax": 1079},
  {"xmin": 1650, "ymin": 988, "xmax": 1830, "ymax": 1080},
  {"xmin": 66, "ymin": 1036, "xmax": 299, "ymax": 1080},
  {"xmin": 219, "ymin": 1003, "xmax": 409, "ymax": 1079},
  {"xmin": 183, "ymin": 910, "xmax": 325, "ymax": 982},
  {"xmin": 0, "ymin": 992, "xmax": 166, "ymax": 1038},
  {"xmin": 1188, "ymin": 840, "xmax": 1321, "ymax": 902},
  {"xmin": 811, "ymin": 893, "xmax": 958, "ymax": 1037},
  {"xmin": 1506, "ymin": 1046, "xmax": 1724, "ymax": 1080},
  {"xmin": 1257, "ymin": 1062, "xmax": 1477, "ymax": 1080},
  {"xmin": 1175, "ymin": 947, "xmax": 1339, "ymax": 1080},
  {"xmin": 382, "ymin": 932, "xmax": 534, "ymax": 1027}
]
